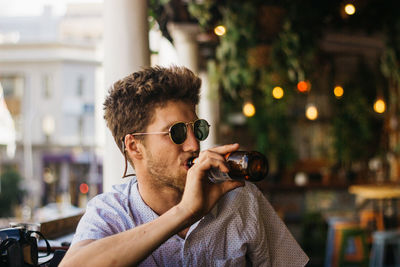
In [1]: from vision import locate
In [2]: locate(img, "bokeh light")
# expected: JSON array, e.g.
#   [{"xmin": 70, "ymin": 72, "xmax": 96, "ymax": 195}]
[
  {"xmin": 243, "ymin": 102, "xmax": 256, "ymax": 117},
  {"xmin": 373, "ymin": 99, "xmax": 386, "ymax": 114},
  {"xmin": 297, "ymin": 81, "xmax": 311, "ymax": 93},
  {"xmin": 272, "ymin": 86, "xmax": 284, "ymax": 99},
  {"xmin": 344, "ymin": 4, "xmax": 356, "ymax": 15},
  {"xmin": 306, "ymin": 104, "xmax": 318, "ymax": 120},
  {"xmin": 79, "ymin": 183, "xmax": 89, "ymax": 194},
  {"xmin": 214, "ymin": 25, "xmax": 226, "ymax": 36},
  {"xmin": 334, "ymin": 86, "xmax": 344, "ymax": 98}
]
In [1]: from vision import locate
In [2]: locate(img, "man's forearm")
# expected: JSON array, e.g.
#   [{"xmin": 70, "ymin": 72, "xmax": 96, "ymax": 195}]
[{"xmin": 60, "ymin": 205, "xmax": 192, "ymax": 267}]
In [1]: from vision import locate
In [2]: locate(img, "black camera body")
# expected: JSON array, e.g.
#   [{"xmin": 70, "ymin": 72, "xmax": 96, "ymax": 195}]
[{"xmin": 0, "ymin": 227, "xmax": 38, "ymax": 267}]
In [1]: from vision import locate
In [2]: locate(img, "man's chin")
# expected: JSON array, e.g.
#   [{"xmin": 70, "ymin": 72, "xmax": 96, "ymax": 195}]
[{"xmin": 158, "ymin": 174, "xmax": 186, "ymax": 194}]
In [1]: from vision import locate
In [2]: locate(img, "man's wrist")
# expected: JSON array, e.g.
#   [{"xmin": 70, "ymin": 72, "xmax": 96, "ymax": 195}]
[{"xmin": 172, "ymin": 204, "xmax": 197, "ymax": 230}]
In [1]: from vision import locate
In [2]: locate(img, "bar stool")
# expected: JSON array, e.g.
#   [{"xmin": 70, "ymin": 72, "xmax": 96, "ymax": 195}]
[
  {"xmin": 325, "ymin": 217, "xmax": 351, "ymax": 267},
  {"xmin": 336, "ymin": 226, "xmax": 369, "ymax": 267},
  {"xmin": 324, "ymin": 217, "xmax": 369, "ymax": 267},
  {"xmin": 369, "ymin": 230, "xmax": 400, "ymax": 267}
]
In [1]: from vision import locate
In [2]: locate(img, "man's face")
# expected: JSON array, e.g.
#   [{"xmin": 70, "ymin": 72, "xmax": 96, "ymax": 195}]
[{"xmin": 140, "ymin": 100, "xmax": 200, "ymax": 193}]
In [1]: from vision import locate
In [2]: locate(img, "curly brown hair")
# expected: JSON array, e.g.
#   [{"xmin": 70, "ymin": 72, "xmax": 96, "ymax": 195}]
[{"xmin": 103, "ymin": 65, "xmax": 201, "ymax": 153}]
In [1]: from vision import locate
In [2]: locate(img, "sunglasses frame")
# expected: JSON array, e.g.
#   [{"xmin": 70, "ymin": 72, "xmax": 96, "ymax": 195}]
[
  {"xmin": 121, "ymin": 119, "xmax": 210, "ymax": 178},
  {"xmin": 129, "ymin": 119, "xmax": 210, "ymax": 144}
]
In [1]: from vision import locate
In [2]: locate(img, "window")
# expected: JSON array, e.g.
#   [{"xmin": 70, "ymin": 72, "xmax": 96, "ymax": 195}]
[
  {"xmin": 77, "ymin": 76, "xmax": 84, "ymax": 97},
  {"xmin": 42, "ymin": 74, "xmax": 52, "ymax": 98},
  {"xmin": 0, "ymin": 75, "xmax": 24, "ymax": 135},
  {"xmin": 0, "ymin": 75, "xmax": 23, "ymax": 116},
  {"xmin": 1, "ymin": 76, "xmax": 23, "ymax": 99}
]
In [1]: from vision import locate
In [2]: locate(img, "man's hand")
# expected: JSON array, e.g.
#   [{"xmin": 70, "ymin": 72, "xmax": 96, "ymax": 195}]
[{"xmin": 177, "ymin": 143, "xmax": 245, "ymax": 224}]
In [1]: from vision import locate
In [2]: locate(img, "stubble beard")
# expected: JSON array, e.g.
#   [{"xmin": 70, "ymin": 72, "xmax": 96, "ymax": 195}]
[{"xmin": 145, "ymin": 149, "xmax": 186, "ymax": 194}]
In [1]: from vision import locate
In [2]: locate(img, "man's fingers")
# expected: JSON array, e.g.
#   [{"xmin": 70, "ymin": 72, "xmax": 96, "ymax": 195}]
[
  {"xmin": 207, "ymin": 143, "xmax": 239, "ymax": 155},
  {"xmin": 193, "ymin": 143, "xmax": 240, "ymax": 172},
  {"xmin": 190, "ymin": 154, "xmax": 229, "ymax": 174}
]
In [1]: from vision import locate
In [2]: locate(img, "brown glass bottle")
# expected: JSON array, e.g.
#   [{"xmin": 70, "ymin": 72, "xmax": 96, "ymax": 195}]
[{"xmin": 188, "ymin": 151, "xmax": 269, "ymax": 183}]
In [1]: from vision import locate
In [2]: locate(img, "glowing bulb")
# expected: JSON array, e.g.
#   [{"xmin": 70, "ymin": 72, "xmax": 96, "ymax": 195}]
[
  {"xmin": 374, "ymin": 99, "xmax": 386, "ymax": 114},
  {"xmin": 243, "ymin": 102, "xmax": 256, "ymax": 117},
  {"xmin": 272, "ymin": 86, "xmax": 284, "ymax": 99},
  {"xmin": 334, "ymin": 86, "xmax": 344, "ymax": 98},
  {"xmin": 214, "ymin": 25, "xmax": 226, "ymax": 36},
  {"xmin": 344, "ymin": 4, "xmax": 356, "ymax": 15},
  {"xmin": 297, "ymin": 81, "xmax": 311, "ymax": 93},
  {"xmin": 306, "ymin": 104, "xmax": 318, "ymax": 120}
]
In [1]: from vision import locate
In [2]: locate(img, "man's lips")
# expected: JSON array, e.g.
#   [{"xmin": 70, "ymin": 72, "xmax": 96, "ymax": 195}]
[
  {"xmin": 183, "ymin": 158, "xmax": 192, "ymax": 170},
  {"xmin": 183, "ymin": 155, "xmax": 198, "ymax": 169}
]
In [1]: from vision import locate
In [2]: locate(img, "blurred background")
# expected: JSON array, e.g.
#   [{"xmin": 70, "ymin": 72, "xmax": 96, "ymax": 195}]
[{"xmin": 1, "ymin": 0, "xmax": 400, "ymax": 266}]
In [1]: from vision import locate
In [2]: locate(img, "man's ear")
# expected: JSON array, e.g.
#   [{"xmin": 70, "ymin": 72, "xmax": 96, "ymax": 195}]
[{"xmin": 124, "ymin": 134, "xmax": 143, "ymax": 160}]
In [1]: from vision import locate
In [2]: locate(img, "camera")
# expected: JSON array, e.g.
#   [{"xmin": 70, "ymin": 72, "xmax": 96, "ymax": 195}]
[{"xmin": 0, "ymin": 227, "xmax": 39, "ymax": 267}]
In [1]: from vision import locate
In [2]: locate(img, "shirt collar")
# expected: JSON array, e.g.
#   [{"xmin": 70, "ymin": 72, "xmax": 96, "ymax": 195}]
[
  {"xmin": 132, "ymin": 181, "xmax": 159, "ymax": 223},
  {"xmin": 209, "ymin": 203, "xmax": 218, "ymax": 218}
]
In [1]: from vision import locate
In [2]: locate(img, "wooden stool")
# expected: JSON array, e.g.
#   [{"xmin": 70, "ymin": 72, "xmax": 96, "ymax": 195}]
[
  {"xmin": 325, "ymin": 217, "xmax": 365, "ymax": 267},
  {"xmin": 325, "ymin": 219, "xmax": 369, "ymax": 267},
  {"xmin": 336, "ymin": 226, "xmax": 369, "ymax": 267}
]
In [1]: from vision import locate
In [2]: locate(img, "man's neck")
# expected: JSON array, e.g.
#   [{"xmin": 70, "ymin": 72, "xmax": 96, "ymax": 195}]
[
  {"xmin": 137, "ymin": 179, "xmax": 183, "ymax": 216},
  {"xmin": 136, "ymin": 175, "xmax": 191, "ymax": 239}
]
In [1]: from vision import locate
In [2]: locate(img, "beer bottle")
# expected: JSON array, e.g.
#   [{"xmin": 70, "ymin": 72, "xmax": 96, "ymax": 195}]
[{"xmin": 187, "ymin": 151, "xmax": 269, "ymax": 183}]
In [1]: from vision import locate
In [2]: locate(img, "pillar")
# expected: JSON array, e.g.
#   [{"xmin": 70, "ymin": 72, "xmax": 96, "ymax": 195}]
[
  {"xmin": 168, "ymin": 23, "xmax": 200, "ymax": 72},
  {"xmin": 168, "ymin": 23, "xmax": 217, "ymax": 149},
  {"xmin": 103, "ymin": 0, "xmax": 150, "ymax": 192}
]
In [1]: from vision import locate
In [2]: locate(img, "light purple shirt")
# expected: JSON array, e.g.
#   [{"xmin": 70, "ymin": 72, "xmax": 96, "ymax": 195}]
[{"xmin": 72, "ymin": 178, "xmax": 309, "ymax": 266}]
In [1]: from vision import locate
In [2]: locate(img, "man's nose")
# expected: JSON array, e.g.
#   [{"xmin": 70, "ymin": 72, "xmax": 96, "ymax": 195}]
[{"xmin": 182, "ymin": 125, "xmax": 200, "ymax": 152}]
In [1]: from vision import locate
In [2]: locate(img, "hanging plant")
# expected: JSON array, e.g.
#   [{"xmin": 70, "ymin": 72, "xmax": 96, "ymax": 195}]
[
  {"xmin": 331, "ymin": 60, "xmax": 385, "ymax": 169},
  {"xmin": 188, "ymin": 1, "xmax": 323, "ymax": 172},
  {"xmin": 150, "ymin": 0, "xmax": 399, "ymax": 180}
]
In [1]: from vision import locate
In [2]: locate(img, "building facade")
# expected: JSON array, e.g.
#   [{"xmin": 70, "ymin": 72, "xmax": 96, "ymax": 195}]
[{"xmin": 0, "ymin": 5, "xmax": 103, "ymax": 211}]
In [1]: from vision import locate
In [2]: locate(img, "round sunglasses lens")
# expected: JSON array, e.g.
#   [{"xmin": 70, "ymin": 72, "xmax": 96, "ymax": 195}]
[
  {"xmin": 194, "ymin": 119, "xmax": 209, "ymax": 141},
  {"xmin": 170, "ymin": 122, "xmax": 187, "ymax": 144}
]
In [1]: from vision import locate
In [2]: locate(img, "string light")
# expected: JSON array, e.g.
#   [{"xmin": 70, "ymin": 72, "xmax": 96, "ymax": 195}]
[
  {"xmin": 243, "ymin": 102, "xmax": 256, "ymax": 117},
  {"xmin": 214, "ymin": 25, "xmax": 226, "ymax": 36},
  {"xmin": 344, "ymin": 4, "xmax": 356, "ymax": 15},
  {"xmin": 334, "ymin": 86, "xmax": 344, "ymax": 98},
  {"xmin": 272, "ymin": 86, "xmax": 284, "ymax": 99},
  {"xmin": 297, "ymin": 81, "xmax": 311, "ymax": 93},
  {"xmin": 306, "ymin": 104, "xmax": 318, "ymax": 120},
  {"xmin": 373, "ymin": 99, "xmax": 386, "ymax": 114}
]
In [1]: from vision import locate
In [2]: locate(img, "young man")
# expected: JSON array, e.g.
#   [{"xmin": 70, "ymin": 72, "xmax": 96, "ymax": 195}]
[{"xmin": 60, "ymin": 66, "xmax": 309, "ymax": 266}]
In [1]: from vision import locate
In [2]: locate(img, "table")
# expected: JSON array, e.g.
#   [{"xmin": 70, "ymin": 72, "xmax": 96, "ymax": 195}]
[
  {"xmin": 349, "ymin": 184, "xmax": 400, "ymax": 230},
  {"xmin": 349, "ymin": 184, "xmax": 400, "ymax": 200}
]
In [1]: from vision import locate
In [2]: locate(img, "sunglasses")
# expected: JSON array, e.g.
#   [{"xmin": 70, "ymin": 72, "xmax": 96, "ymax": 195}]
[
  {"xmin": 130, "ymin": 119, "xmax": 210, "ymax": 144},
  {"xmin": 121, "ymin": 119, "xmax": 210, "ymax": 177}
]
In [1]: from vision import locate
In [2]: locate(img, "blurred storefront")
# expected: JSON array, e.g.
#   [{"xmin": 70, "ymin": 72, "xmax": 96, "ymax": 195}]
[{"xmin": 0, "ymin": 3, "xmax": 103, "ymax": 211}]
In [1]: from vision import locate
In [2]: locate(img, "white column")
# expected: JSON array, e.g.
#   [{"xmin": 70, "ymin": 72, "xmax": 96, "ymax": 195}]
[
  {"xmin": 168, "ymin": 23, "xmax": 200, "ymax": 72},
  {"xmin": 198, "ymin": 72, "xmax": 217, "ymax": 149},
  {"xmin": 103, "ymin": 0, "xmax": 150, "ymax": 192},
  {"xmin": 168, "ymin": 23, "xmax": 217, "ymax": 149}
]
